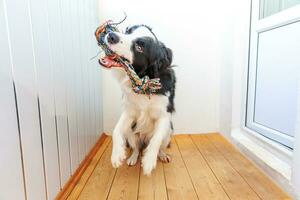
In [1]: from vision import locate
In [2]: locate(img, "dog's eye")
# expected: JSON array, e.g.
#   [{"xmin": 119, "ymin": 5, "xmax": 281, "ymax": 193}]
[{"xmin": 135, "ymin": 44, "xmax": 143, "ymax": 53}]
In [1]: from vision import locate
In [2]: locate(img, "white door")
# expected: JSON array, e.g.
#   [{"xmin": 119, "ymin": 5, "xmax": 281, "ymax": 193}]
[{"xmin": 246, "ymin": 0, "xmax": 300, "ymax": 149}]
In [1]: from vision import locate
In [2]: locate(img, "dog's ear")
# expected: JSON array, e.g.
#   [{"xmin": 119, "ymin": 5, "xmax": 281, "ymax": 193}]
[
  {"xmin": 164, "ymin": 47, "xmax": 173, "ymax": 67},
  {"xmin": 149, "ymin": 60, "xmax": 160, "ymax": 78},
  {"xmin": 158, "ymin": 46, "xmax": 172, "ymax": 69},
  {"xmin": 148, "ymin": 46, "xmax": 173, "ymax": 78},
  {"xmin": 146, "ymin": 42, "xmax": 173, "ymax": 78}
]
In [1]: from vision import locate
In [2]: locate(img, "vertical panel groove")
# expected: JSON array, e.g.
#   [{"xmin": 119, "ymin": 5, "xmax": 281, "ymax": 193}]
[
  {"xmin": 66, "ymin": 116, "xmax": 72, "ymax": 174},
  {"xmin": 37, "ymin": 97, "xmax": 49, "ymax": 200},
  {"xmin": 54, "ymin": 114, "xmax": 62, "ymax": 188},
  {"xmin": 12, "ymin": 81, "xmax": 28, "ymax": 200}
]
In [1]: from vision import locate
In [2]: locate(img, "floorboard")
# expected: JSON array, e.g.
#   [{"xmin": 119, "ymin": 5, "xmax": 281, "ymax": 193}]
[
  {"xmin": 175, "ymin": 135, "xmax": 230, "ymax": 200},
  {"xmin": 163, "ymin": 137, "xmax": 198, "ymax": 200},
  {"xmin": 78, "ymin": 143, "xmax": 116, "ymax": 200},
  {"xmin": 138, "ymin": 161, "xmax": 168, "ymax": 200},
  {"xmin": 191, "ymin": 134, "xmax": 262, "ymax": 200},
  {"xmin": 66, "ymin": 134, "xmax": 291, "ymax": 200},
  {"xmin": 66, "ymin": 138, "xmax": 111, "ymax": 200},
  {"xmin": 207, "ymin": 133, "xmax": 290, "ymax": 200},
  {"xmin": 106, "ymin": 151, "xmax": 141, "ymax": 200}
]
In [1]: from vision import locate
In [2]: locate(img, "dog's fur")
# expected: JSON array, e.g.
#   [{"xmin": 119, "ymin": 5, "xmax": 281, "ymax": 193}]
[{"xmin": 104, "ymin": 26, "xmax": 176, "ymax": 175}]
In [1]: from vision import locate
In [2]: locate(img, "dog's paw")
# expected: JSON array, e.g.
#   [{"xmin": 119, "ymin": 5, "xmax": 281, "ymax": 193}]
[
  {"xmin": 111, "ymin": 146, "xmax": 126, "ymax": 168},
  {"xmin": 126, "ymin": 152, "xmax": 139, "ymax": 166},
  {"xmin": 142, "ymin": 151, "xmax": 157, "ymax": 176},
  {"xmin": 158, "ymin": 152, "xmax": 171, "ymax": 163}
]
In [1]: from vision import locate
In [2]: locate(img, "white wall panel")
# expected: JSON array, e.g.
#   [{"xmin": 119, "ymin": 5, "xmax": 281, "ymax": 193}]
[
  {"xmin": 96, "ymin": 68, "xmax": 103, "ymax": 136},
  {"xmin": 1, "ymin": 0, "xmax": 102, "ymax": 198},
  {"xmin": 0, "ymin": 1, "xmax": 25, "ymax": 199},
  {"xmin": 72, "ymin": 0, "xmax": 87, "ymax": 162},
  {"xmin": 78, "ymin": 0, "xmax": 92, "ymax": 154},
  {"xmin": 92, "ymin": 0, "xmax": 103, "ymax": 136},
  {"xmin": 46, "ymin": 0, "xmax": 71, "ymax": 185},
  {"xmin": 94, "ymin": 68, "xmax": 101, "ymax": 137},
  {"xmin": 60, "ymin": 0, "xmax": 79, "ymax": 173},
  {"xmin": 81, "ymin": 0, "xmax": 91, "ymax": 152},
  {"xmin": 89, "ymin": 0, "xmax": 102, "ymax": 139},
  {"xmin": 28, "ymin": 0, "xmax": 61, "ymax": 198},
  {"xmin": 85, "ymin": 0, "xmax": 97, "ymax": 146},
  {"xmin": 4, "ymin": 0, "xmax": 47, "ymax": 199}
]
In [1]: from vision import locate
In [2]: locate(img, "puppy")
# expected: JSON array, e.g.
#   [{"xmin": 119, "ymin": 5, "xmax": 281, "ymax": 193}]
[{"xmin": 104, "ymin": 26, "xmax": 176, "ymax": 175}]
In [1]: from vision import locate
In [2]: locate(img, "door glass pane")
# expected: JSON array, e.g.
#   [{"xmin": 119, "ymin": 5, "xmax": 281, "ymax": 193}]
[
  {"xmin": 254, "ymin": 22, "xmax": 300, "ymax": 137},
  {"xmin": 260, "ymin": 0, "xmax": 300, "ymax": 18}
]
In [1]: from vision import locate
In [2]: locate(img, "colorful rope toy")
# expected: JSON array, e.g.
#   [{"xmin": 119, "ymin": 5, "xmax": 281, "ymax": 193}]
[{"xmin": 94, "ymin": 20, "xmax": 162, "ymax": 95}]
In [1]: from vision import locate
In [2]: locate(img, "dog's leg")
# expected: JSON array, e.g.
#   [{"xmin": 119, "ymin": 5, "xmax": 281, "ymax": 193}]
[
  {"xmin": 126, "ymin": 133, "xmax": 140, "ymax": 166},
  {"xmin": 142, "ymin": 114, "xmax": 170, "ymax": 175},
  {"xmin": 158, "ymin": 134, "xmax": 171, "ymax": 163},
  {"xmin": 111, "ymin": 112, "xmax": 134, "ymax": 168}
]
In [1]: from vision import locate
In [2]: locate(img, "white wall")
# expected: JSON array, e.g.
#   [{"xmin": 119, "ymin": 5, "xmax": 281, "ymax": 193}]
[
  {"xmin": 99, "ymin": 0, "xmax": 237, "ymax": 134},
  {"xmin": 218, "ymin": 0, "xmax": 252, "ymax": 137},
  {"xmin": 0, "ymin": 0, "xmax": 102, "ymax": 199}
]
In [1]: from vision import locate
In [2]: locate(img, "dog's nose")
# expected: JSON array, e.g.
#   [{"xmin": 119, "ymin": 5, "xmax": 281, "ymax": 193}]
[{"xmin": 107, "ymin": 32, "xmax": 119, "ymax": 44}]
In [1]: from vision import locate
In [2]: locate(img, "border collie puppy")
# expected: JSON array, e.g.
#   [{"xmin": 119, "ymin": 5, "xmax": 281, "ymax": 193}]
[{"xmin": 103, "ymin": 26, "xmax": 176, "ymax": 175}]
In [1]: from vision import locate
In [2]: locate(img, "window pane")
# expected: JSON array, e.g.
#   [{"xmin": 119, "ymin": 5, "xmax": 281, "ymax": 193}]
[
  {"xmin": 254, "ymin": 22, "xmax": 300, "ymax": 136},
  {"xmin": 260, "ymin": 0, "xmax": 300, "ymax": 18}
]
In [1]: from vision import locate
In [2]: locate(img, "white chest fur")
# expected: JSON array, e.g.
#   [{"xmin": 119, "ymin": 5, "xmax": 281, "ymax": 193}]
[{"xmin": 111, "ymin": 68, "xmax": 170, "ymax": 133}]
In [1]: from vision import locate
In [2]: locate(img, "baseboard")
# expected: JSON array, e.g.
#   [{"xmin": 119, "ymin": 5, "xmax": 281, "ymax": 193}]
[{"xmin": 55, "ymin": 133, "xmax": 107, "ymax": 200}]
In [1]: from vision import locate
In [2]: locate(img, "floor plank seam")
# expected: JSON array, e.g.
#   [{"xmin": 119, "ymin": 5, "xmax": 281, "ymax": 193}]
[
  {"xmin": 174, "ymin": 137, "xmax": 200, "ymax": 200},
  {"xmin": 205, "ymin": 135, "xmax": 264, "ymax": 200},
  {"xmin": 162, "ymin": 162, "xmax": 170, "ymax": 200},
  {"xmin": 137, "ymin": 161, "xmax": 141, "ymax": 200},
  {"xmin": 71, "ymin": 139, "xmax": 111, "ymax": 200},
  {"xmin": 189, "ymin": 135, "xmax": 232, "ymax": 200},
  {"xmin": 105, "ymin": 167, "xmax": 118, "ymax": 200}
]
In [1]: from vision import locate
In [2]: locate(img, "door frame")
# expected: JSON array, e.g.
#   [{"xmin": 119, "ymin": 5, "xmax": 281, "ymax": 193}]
[
  {"xmin": 245, "ymin": 0, "xmax": 300, "ymax": 149},
  {"xmin": 230, "ymin": 0, "xmax": 300, "ymax": 197}
]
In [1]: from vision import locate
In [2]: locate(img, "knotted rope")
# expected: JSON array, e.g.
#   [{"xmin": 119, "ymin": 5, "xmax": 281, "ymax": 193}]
[{"xmin": 94, "ymin": 21, "xmax": 162, "ymax": 95}]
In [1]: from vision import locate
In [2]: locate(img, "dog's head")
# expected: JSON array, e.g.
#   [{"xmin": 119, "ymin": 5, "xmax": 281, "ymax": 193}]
[{"xmin": 104, "ymin": 26, "xmax": 172, "ymax": 78}]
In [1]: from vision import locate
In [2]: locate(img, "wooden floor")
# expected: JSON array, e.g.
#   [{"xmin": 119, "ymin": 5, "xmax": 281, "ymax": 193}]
[{"xmin": 66, "ymin": 134, "xmax": 291, "ymax": 200}]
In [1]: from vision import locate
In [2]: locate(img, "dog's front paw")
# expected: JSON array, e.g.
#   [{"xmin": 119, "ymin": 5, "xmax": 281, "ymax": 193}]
[
  {"xmin": 142, "ymin": 151, "xmax": 157, "ymax": 176},
  {"xmin": 158, "ymin": 152, "xmax": 171, "ymax": 163},
  {"xmin": 111, "ymin": 146, "xmax": 126, "ymax": 168},
  {"xmin": 127, "ymin": 153, "xmax": 138, "ymax": 166},
  {"xmin": 126, "ymin": 150, "xmax": 139, "ymax": 166}
]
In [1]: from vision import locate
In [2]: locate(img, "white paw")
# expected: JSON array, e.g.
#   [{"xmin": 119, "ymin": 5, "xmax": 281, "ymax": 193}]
[
  {"xmin": 111, "ymin": 146, "xmax": 126, "ymax": 168},
  {"xmin": 126, "ymin": 152, "xmax": 139, "ymax": 166},
  {"xmin": 142, "ymin": 151, "xmax": 157, "ymax": 176},
  {"xmin": 158, "ymin": 153, "xmax": 171, "ymax": 163}
]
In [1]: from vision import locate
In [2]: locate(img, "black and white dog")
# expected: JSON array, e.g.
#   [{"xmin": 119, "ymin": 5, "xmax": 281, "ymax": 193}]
[{"xmin": 103, "ymin": 26, "xmax": 176, "ymax": 175}]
